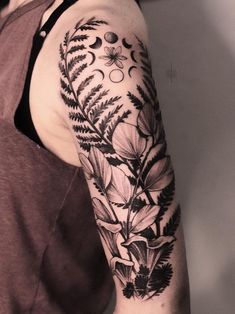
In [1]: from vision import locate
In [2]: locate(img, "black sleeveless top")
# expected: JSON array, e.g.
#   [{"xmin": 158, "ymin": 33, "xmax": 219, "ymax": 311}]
[
  {"xmin": 14, "ymin": 0, "xmax": 141, "ymax": 149},
  {"xmin": 14, "ymin": 0, "xmax": 77, "ymax": 148}
]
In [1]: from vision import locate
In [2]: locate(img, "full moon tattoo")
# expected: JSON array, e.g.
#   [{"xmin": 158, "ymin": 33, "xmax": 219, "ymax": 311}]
[{"xmin": 58, "ymin": 17, "xmax": 181, "ymax": 300}]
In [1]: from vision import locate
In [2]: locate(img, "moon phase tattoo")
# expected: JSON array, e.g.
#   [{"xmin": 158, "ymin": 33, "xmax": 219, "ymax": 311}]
[
  {"xmin": 109, "ymin": 69, "xmax": 124, "ymax": 83},
  {"xmin": 104, "ymin": 31, "xmax": 119, "ymax": 44},
  {"xmin": 88, "ymin": 51, "xmax": 96, "ymax": 65},
  {"xmin": 73, "ymin": 27, "xmax": 139, "ymax": 82},
  {"xmin": 89, "ymin": 36, "xmax": 102, "ymax": 49},
  {"xmin": 58, "ymin": 17, "xmax": 180, "ymax": 300},
  {"xmin": 93, "ymin": 69, "xmax": 105, "ymax": 80},
  {"xmin": 131, "ymin": 50, "xmax": 137, "ymax": 63},
  {"xmin": 128, "ymin": 66, "xmax": 137, "ymax": 78},
  {"xmin": 122, "ymin": 38, "xmax": 132, "ymax": 49}
]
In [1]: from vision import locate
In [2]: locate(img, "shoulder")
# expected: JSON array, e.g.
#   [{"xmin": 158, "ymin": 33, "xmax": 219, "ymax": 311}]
[
  {"xmin": 55, "ymin": 0, "xmax": 149, "ymax": 49},
  {"xmin": 47, "ymin": 1, "xmax": 157, "ymax": 163},
  {"xmin": 54, "ymin": 1, "xmax": 154, "ymax": 106}
]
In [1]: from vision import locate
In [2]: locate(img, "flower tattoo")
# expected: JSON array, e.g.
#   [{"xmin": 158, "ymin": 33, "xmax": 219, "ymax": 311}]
[
  {"xmin": 99, "ymin": 46, "xmax": 127, "ymax": 68},
  {"xmin": 58, "ymin": 17, "xmax": 182, "ymax": 300}
]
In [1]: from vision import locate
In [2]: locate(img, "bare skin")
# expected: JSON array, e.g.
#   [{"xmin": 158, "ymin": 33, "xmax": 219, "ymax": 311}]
[
  {"xmin": 4, "ymin": 1, "xmax": 190, "ymax": 313},
  {"xmin": 3, "ymin": 0, "xmax": 147, "ymax": 167},
  {"xmin": 30, "ymin": 0, "xmax": 149, "ymax": 167}
]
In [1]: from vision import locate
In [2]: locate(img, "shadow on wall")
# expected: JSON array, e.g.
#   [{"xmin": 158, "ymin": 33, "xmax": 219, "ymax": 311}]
[
  {"xmin": 104, "ymin": 0, "xmax": 235, "ymax": 313},
  {"xmin": 140, "ymin": 1, "xmax": 235, "ymax": 314}
]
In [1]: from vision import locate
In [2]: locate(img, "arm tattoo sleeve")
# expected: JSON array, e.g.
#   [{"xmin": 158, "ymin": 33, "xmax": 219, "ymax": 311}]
[{"xmin": 58, "ymin": 17, "xmax": 182, "ymax": 300}]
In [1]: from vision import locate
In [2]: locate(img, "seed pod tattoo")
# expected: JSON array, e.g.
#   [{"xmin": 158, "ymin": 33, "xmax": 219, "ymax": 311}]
[{"xmin": 58, "ymin": 16, "xmax": 181, "ymax": 300}]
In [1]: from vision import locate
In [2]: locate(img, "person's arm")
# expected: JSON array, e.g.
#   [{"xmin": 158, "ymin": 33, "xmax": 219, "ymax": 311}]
[{"xmin": 58, "ymin": 8, "xmax": 190, "ymax": 314}]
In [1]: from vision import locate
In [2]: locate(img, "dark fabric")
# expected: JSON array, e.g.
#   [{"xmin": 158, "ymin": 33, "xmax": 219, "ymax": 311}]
[
  {"xmin": 14, "ymin": 0, "xmax": 77, "ymax": 149},
  {"xmin": 0, "ymin": 0, "xmax": 113, "ymax": 313}
]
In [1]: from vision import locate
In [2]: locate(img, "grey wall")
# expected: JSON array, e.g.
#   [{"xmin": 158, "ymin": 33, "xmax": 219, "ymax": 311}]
[
  {"xmin": 104, "ymin": 1, "xmax": 235, "ymax": 313},
  {"xmin": 142, "ymin": 0, "xmax": 235, "ymax": 313}
]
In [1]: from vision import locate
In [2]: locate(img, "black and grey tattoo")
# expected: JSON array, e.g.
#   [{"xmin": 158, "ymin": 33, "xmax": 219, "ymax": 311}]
[
  {"xmin": 99, "ymin": 46, "xmax": 127, "ymax": 69},
  {"xmin": 58, "ymin": 17, "xmax": 181, "ymax": 300}
]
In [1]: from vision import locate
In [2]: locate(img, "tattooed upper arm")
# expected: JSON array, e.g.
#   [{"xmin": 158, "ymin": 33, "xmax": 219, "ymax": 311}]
[{"xmin": 58, "ymin": 15, "xmax": 189, "ymax": 310}]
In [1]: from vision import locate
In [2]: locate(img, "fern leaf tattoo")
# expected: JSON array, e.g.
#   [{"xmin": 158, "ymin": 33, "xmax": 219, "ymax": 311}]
[{"xmin": 58, "ymin": 17, "xmax": 181, "ymax": 300}]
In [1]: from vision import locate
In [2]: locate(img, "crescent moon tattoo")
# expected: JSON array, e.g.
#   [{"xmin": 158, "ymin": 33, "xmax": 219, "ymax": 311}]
[
  {"xmin": 131, "ymin": 50, "xmax": 137, "ymax": 63},
  {"xmin": 128, "ymin": 66, "xmax": 137, "ymax": 78},
  {"xmin": 122, "ymin": 38, "xmax": 132, "ymax": 49},
  {"xmin": 88, "ymin": 51, "xmax": 96, "ymax": 65},
  {"xmin": 93, "ymin": 69, "xmax": 105, "ymax": 80},
  {"xmin": 89, "ymin": 37, "xmax": 102, "ymax": 49}
]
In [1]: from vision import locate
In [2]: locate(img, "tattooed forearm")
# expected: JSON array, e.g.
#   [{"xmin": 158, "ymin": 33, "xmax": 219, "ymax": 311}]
[{"xmin": 59, "ymin": 17, "xmax": 182, "ymax": 301}]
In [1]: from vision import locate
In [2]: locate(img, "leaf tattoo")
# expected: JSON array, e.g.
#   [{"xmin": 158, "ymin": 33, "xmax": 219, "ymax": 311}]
[
  {"xmin": 58, "ymin": 17, "xmax": 130, "ymax": 152},
  {"xmin": 58, "ymin": 17, "xmax": 181, "ymax": 300}
]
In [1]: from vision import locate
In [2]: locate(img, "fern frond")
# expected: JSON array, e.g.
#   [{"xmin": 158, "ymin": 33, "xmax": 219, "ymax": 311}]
[
  {"xmin": 61, "ymin": 92, "xmax": 77, "ymax": 109},
  {"xmin": 85, "ymin": 90, "xmax": 109, "ymax": 114},
  {"xmin": 59, "ymin": 44, "xmax": 65, "ymax": 60},
  {"xmin": 127, "ymin": 91, "xmax": 143, "ymax": 110},
  {"xmin": 68, "ymin": 55, "xmax": 86, "ymax": 72},
  {"xmin": 90, "ymin": 96, "xmax": 121, "ymax": 124},
  {"xmin": 70, "ymin": 34, "xmax": 89, "ymax": 42},
  {"xmin": 93, "ymin": 102, "xmax": 122, "ymax": 125},
  {"xmin": 95, "ymin": 143, "xmax": 114, "ymax": 154},
  {"xmin": 138, "ymin": 39, "xmax": 148, "ymax": 55},
  {"xmin": 67, "ymin": 44, "xmax": 86, "ymax": 54},
  {"xmin": 63, "ymin": 31, "xmax": 70, "ymax": 46},
  {"xmin": 156, "ymin": 177, "xmax": 175, "ymax": 223},
  {"xmin": 157, "ymin": 178, "xmax": 175, "ymax": 208},
  {"xmin": 60, "ymin": 78, "xmax": 72, "ymax": 94},
  {"xmin": 72, "ymin": 124, "xmax": 95, "ymax": 134},
  {"xmin": 141, "ymin": 63, "xmax": 153, "ymax": 77},
  {"xmin": 137, "ymin": 37, "xmax": 145, "ymax": 52},
  {"xmin": 70, "ymin": 63, "xmax": 87, "ymax": 82},
  {"xmin": 75, "ymin": 18, "xmax": 84, "ymax": 30},
  {"xmin": 106, "ymin": 110, "xmax": 131, "ymax": 141},
  {"xmin": 81, "ymin": 84, "xmax": 103, "ymax": 110},
  {"xmin": 143, "ymin": 75, "xmax": 157, "ymax": 100},
  {"xmin": 59, "ymin": 62, "xmax": 67, "ymax": 78},
  {"xmin": 163, "ymin": 204, "xmax": 181, "ymax": 236},
  {"xmin": 137, "ymin": 85, "xmax": 151, "ymax": 104},
  {"xmin": 142, "ymin": 143, "xmax": 167, "ymax": 179},
  {"xmin": 138, "ymin": 39, "xmax": 152, "ymax": 71},
  {"xmin": 60, "ymin": 92, "xmax": 78, "ymax": 109},
  {"xmin": 86, "ymin": 17, "xmax": 108, "ymax": 26},
  {"xmin": 99, "ymin": 104, "xmax": 123, "ymax": 132},
  {"xmin": 79, "ymin": 25, "xmax": 96, "ymax": 31},
  {"xmin": 106, "ymin": 156, "xmax": 123, "ymax": 166},
  {"xmin": 78, "ymin": 17, "xmax": 108, "ymax": 31},
  {"xmin": 76, "ymin": 133, "xmax": 101, "ymax": 143},
  {"xmin": 79, "ymin": 142, "xmax": 90, "ymax": 152},
  {"xmin": 69, "ymin": 112, "xmax": 87, "ymax": 123},
  {"xmin": 76, "ymin": 75, "xmax": 94, "ymax": 97},
  {"xmin": 157, "ymin": 243, "xmax": 174, "ymax": 266},
  {"xmin": 140, "ymin": 51, "xmax": 152, "ymax": 67}
]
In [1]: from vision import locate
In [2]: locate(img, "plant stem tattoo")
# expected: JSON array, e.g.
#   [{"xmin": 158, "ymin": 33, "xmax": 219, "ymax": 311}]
[{"xmin": 58, "ymin": 17, "xmax": 181, "ymax": 300}]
